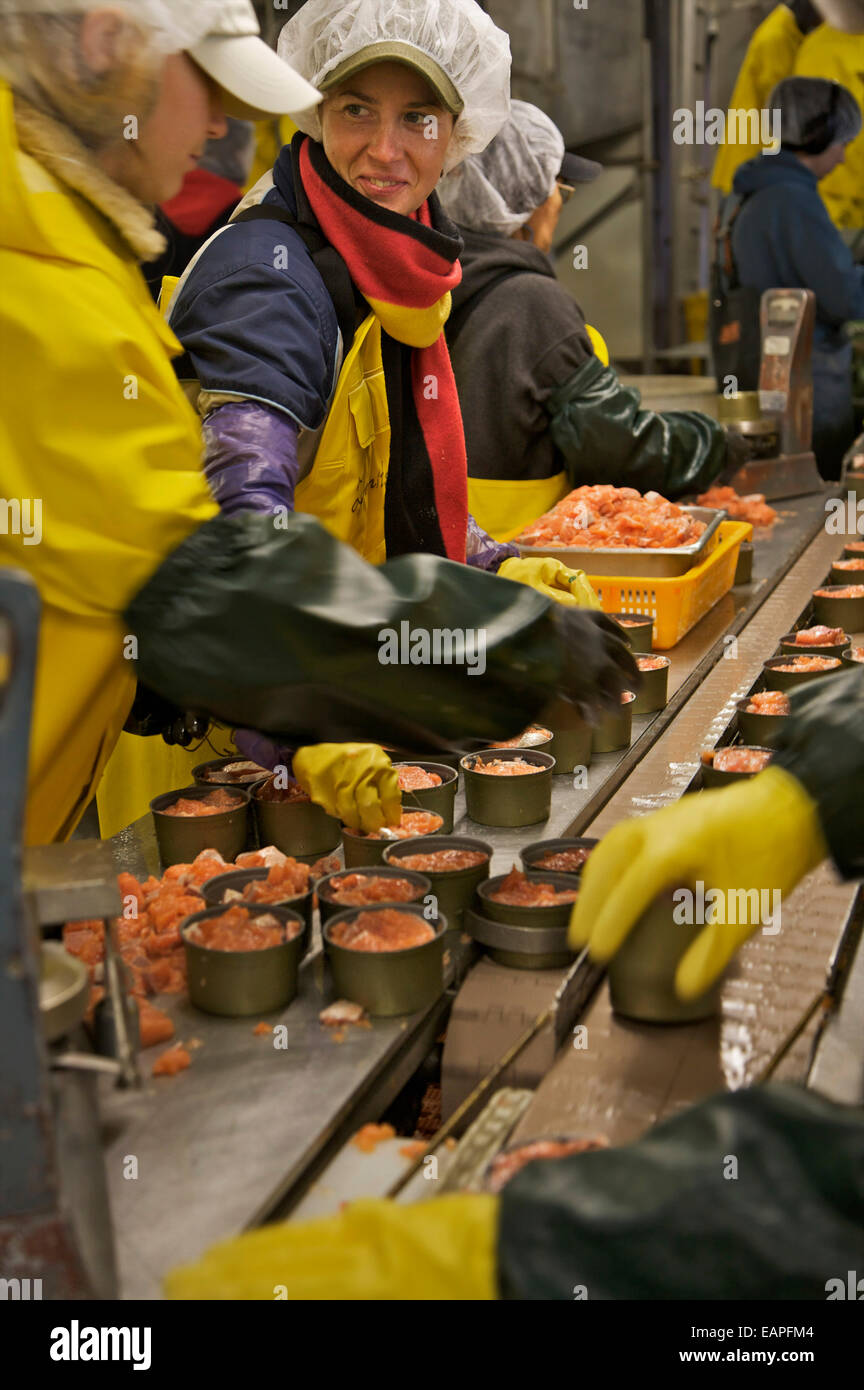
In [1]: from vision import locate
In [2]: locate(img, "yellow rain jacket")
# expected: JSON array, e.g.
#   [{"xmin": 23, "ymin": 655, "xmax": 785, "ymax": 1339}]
[
  {"xmin": 712, "ymin": 5, "xmax": 805, "ymax": 193},
  {"xmin": 794, "ymin": 24, "xmax": 864, "ymax": 229},
  {"xmin": 0, "ymin": 82, "xmax": 217, "ymax": 844},
  {"xmin": 245, "ymin": 116, "xmax": 299, "ymax": 193}
]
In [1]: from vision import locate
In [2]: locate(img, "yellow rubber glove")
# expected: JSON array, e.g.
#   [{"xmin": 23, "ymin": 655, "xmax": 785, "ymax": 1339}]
[
  {"xmin": 292, "ymin": 744, "xmax": 401, "ymax": 833},
  {"xmin": 569, "ymin": 766, "xmax": 828, "ymax": 1000},
  {"xmin": 165, "ymin": 1195, "xmax": 499, "ymax": 1300},
  {"xmin": 497, "ymin": 556, "xmax": 601, "ymax": 610}
]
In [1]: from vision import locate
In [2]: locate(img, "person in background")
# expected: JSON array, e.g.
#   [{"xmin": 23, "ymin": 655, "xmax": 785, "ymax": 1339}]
[
  {"xmin": 722, "ymin": 74, "xmax": 864, "ymax": 477},
  {"xmin": 794, "ymin": 11, "xmax": 864, "ymax": 230},
  {"xmin": 712, "ymin": 0, "xmax": 822, "ymax": 195},
  {"xmin": 164, "ymin": 667, "xmax": 864, "ymax": 1302},
  {"xmin": 0, "ymin": 0, "xmax": 636, "ymax": 845},
  {"xmin": 142, "ymin": 117, "xmax": 255, "ymax": 299},
  {"xmin": 438, "ymin": 101, "xmax": 731, "ymax": 541}
]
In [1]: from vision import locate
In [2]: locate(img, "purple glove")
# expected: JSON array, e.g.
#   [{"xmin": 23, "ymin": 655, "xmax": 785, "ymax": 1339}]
[
  {"xmin": 202, "ymin": 401, "xmax": 301, "ymax": 515},
  {"xmin": 465, "ymin": 513, "xmax": 520, "ymax": 572},
  {"xmin": 233, "ymin": 728, "xmax": 295, "ymax": 772}
]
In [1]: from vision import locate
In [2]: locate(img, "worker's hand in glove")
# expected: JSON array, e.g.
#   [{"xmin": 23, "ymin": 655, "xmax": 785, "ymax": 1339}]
[
  {"xmin": 569, "ymin": 766, "xmax": 828, "ymax": 1000},
  {"xmin": 292, "ymin": 743, "xmax": 401, "ymax": 833},
  {"xmin": 165, "ymin": 1195, "xmax": 498, "ymax": 1301},
  {"xmin": 497, "ymin": 556, "xmax": 601, "ymax": 609},
  {"xmin": 551, "ymin": 609, "xmax": 641, "ymax": 721}
]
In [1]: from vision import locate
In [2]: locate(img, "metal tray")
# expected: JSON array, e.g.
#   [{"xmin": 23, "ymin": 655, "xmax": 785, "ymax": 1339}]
[{"xmin": 517, "ymin": 505, "xmax": 725, "ymax": 577}]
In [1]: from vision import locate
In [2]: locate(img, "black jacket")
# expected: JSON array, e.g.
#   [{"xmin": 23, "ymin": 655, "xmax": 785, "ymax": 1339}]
[{"xmin": 448, "ymin": 226, "xmax": 728, "ymax": 497}]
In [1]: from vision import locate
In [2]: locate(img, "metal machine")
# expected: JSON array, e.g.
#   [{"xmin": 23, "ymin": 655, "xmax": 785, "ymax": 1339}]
[
  {"xmin": 724, "ymin": 288, "xmax": 825, "ymax": 500},
  {"xmin": 0, "ymin": 568, "xmax": 132, "ymax": 1300}
]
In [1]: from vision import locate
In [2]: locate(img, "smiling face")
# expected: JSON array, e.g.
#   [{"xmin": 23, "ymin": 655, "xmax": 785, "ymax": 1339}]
[{"xmin": 320, "ymin": 60, "xmax": 456, "ymax": 216}]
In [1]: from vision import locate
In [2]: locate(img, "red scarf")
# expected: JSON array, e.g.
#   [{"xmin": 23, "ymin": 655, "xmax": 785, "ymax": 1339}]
[{"xmin": 299, "ymin": 137, "xmax": 467, "ymax": 562}]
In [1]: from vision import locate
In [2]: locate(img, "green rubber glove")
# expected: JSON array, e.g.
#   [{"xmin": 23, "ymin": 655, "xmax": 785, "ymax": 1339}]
[
  {"xmin": 569, "ymin": 766, "xmax": 828, "ymax": 1000},
  {"xmin": 165, "ymin": 1195, "xmax": 499, "ymax": 1300},
  {"xmin": 292, "ymin": 743, "xmax": 401, "ymax": 833},
  {"xmin": 497, "ymin": 556, "xmax": 601, "ymax": 610}
]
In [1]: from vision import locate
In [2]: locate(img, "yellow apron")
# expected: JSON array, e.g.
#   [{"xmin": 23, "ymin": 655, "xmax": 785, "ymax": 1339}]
[
  {"xmin": 295, "ymin": 311, "xmax": 391, "ymax": 563},
  {"xmin": 468, "ymin": 324, "xmax": 610, "ymax": 541}
]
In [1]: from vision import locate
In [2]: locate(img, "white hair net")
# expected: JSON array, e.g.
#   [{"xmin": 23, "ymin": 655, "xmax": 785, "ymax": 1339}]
[
  {"xmin": 771, "ymin": 76, "xmax": 862, "ymax": 150},
  {"xmin": 0, "ymin": 0, "xmax": 227, "ymax": 52},
  {"xmin": 277, "ymin": 0, "xmax": 511, "ymax": 171},
  {"xmin": 437, "ymin": 99, "xmax": 564, "ymax": 234}
]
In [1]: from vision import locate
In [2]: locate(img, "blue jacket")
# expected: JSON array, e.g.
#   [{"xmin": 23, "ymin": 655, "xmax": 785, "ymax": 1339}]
[
  {"xmin": 169, "ymin": 143, "xmax": 341, "ymax": 431},
  {"xmin": 731, "ymin": 150, "xmax": 864, "ymax": 351}
]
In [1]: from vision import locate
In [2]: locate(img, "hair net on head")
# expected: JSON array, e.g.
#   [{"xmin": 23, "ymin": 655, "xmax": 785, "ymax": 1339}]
[
  {"xmin": 771, "ymin": 76, "xmax": 862, "ymax": 152},
  {"xmin": 437, "ymin": 99, "xmax": 566, "ymax": 234},
  {"xmin": 277, "ymin": 0, "xmax": 511, "ymax": 171},
  {"xmin": 0, "ymin": 0, "xmax": 226, "ymax": 53}
]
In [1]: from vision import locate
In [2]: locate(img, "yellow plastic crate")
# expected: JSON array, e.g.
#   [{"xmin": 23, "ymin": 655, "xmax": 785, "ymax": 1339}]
[{"xmin": 587, "ymin": 520, "xmax": 753, "ymax": 650}]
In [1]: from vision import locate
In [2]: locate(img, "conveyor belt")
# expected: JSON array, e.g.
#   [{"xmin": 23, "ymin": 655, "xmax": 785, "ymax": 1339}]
[{"xmin": 509, "ymin": 501, "xmax": 864, "ymax": 1148}]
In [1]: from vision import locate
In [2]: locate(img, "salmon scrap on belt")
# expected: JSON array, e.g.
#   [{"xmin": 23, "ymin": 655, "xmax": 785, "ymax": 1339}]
[
  {"xmin": 697, "ymin": 485, "xmax": 778, "ymax": 528},
  {"xmin": 61, "ymin": 846, "xmax": 334, "ymax": 1056}
]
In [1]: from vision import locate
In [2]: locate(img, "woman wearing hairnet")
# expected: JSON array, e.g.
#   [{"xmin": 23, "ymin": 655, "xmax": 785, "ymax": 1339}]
[
  {"xmin": 718, "ymin": 75, "xmax": 864, "ymax": 477},
  {"xmin": 160, "ymin": 2, "xmax": 601, "ymax": 637},
  {"xmin": 437, "ymin": 101, "xmax": 732, "ymax": 541},
  {"xmin": 0, "ymin": 0, "xmax": 636, "ymax": 844}
]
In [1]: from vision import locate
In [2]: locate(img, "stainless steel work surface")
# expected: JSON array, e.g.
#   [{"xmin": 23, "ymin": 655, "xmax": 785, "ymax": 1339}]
[
  {"xmin": 24, "ymin": 840, "xmax": 121, "ymax": 925},
  {"xmin": 100, "ymin": 942, "xmax": 453, "ymax": 1299}
]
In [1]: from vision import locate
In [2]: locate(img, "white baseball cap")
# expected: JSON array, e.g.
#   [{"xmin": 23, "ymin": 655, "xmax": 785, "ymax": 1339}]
[
  {"xmin": 188, "ymin": 1, "xmax": 321, "ymax": 121},
  {"xmin": 0, "ymin": 0, "xmax": 321, "ymax": 120}
]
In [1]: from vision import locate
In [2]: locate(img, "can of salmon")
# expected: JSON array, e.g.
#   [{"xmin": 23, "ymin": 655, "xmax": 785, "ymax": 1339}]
[
  {"xmin": 460, "ymin": 749, "xmax": 555, "ymax": 828},
  {"xmin": 323, "ymin": 904, "xmax": 446, "ymax": 1016}
]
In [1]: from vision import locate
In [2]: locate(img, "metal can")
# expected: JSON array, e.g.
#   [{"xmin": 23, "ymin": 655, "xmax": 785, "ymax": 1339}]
[
  {"xmin": 382, "ymin": 835, "xmax": 493, "ymax": 930},
  {"xmin": 608, "ymin": 892, "xmax": 722, "ymax": 1022},
  {"xmin": 150, "ymin": 784, "xmax": 251, "ymax": 867},
  {"xmin": 391, "ymin": 761, "xmax": 458, "ymax": 832},
  {"xmin": 460, "ymin": 749, "xmax": 555, "ymax": 828},
  {"xmin": 181, "ymin": 903, "xmax": 306, "ymax": 1017},
  {"xmin": 323, "ymin": 904, "xmax": 446, "ymax": 1017}
]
